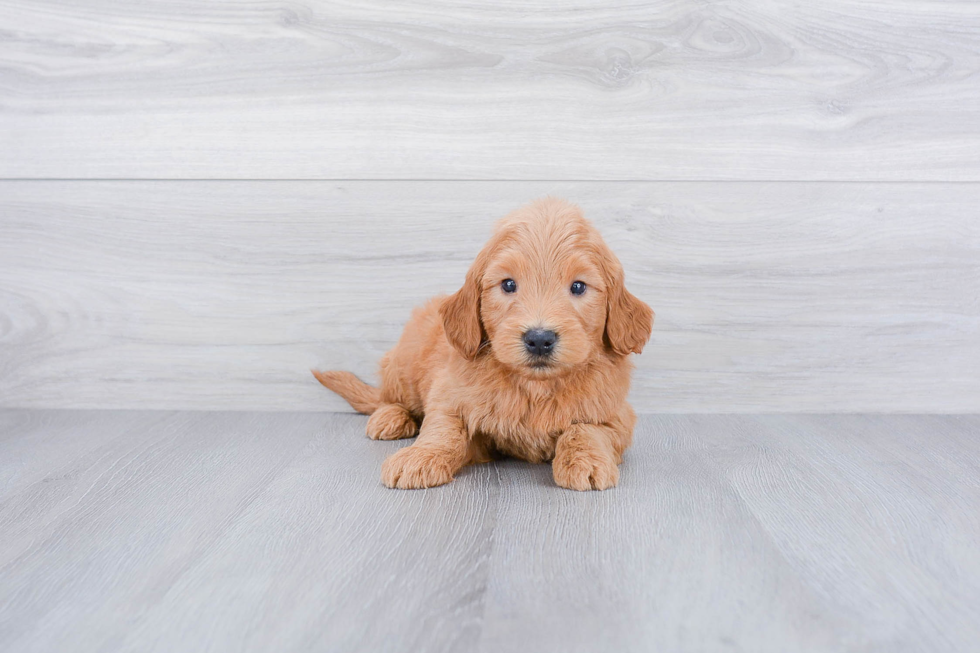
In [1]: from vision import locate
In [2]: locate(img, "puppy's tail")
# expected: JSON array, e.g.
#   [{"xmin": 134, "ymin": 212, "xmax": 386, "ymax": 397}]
[{"xmin": 311, "ymin": 370, "xmax": 381, "ymax": 415}]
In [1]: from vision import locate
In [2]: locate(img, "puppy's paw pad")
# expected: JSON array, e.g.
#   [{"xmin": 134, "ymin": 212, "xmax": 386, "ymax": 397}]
[
  {"xmin": 553, "ymin": 454, "xmax": 619, "ymax": 491},
  {"xmin": 366, "ymin": 404, "xmax": 418, "ymax": 440},
  {"xmin": 381, "ymin": 447, "xmax": 455, "ymax": 489}
]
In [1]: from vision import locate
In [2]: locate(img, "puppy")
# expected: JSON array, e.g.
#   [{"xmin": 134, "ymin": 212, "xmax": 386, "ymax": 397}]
[{"xmin": 314, "ymin": 198, "xmax": 653, "ymax": 491}]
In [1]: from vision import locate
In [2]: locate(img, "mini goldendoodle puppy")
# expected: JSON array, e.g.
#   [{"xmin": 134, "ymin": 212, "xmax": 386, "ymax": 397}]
[{"xmin": 314, "ymin": 198, "xmax": 653, "ymax": 491}]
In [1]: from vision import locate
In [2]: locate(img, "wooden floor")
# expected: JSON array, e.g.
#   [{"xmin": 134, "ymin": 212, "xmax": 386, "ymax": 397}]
[{"xmin": 1, "ymin": 410, "xmax": 978, "ymax": 652}]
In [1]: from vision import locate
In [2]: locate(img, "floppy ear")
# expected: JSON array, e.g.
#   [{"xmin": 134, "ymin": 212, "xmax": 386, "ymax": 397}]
[
  {"xmin": 604, "ymin": 263, "xmax": 654, "ymax": 356},
  {"xmin": 440, "ymin": 268, "xmax": 484, "ymax": 360},
  {"xmin": 440, "ymin": 236, "xmax": 501, "ymax": 360},
  {"xmin": 606, "ymin": 283, "xmax": 654, "ymax": 355}
]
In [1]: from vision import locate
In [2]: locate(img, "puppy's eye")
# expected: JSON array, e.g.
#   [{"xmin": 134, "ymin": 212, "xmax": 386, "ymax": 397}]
[
  {"xmin": 501, "ymin": 279, "xmax": 517, "ymax": 294},
  {"xmin": 570, "ymin": 281, "xmax": 587, "ymax": 296}
]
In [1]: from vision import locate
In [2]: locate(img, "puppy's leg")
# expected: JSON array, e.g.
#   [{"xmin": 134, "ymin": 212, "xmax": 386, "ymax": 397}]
[
  {"xmin": 381, "ymin": 409, "xmax": 470, "ymax": 489},
  {"xmin": 552, "ymin": 423, "xmax": 625, "ymax": 491},
  {"xmin": 553, "ymin": 404, "xmax": 635, "ymax": 491},
  {"xmin": 366, "ymin": 403, "xmax": 419, "ymax": 440}
]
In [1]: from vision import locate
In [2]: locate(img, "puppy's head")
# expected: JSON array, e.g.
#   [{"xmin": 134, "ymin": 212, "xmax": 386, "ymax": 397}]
[{"xmin": 440, "ymin": 198, "xmax": 653, "ymax": 377}]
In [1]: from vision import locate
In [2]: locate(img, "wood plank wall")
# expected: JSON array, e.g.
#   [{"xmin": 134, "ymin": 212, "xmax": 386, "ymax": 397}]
[{"xmin": 1, "ymin": 1, "xmax": 978, "ymax": 411}]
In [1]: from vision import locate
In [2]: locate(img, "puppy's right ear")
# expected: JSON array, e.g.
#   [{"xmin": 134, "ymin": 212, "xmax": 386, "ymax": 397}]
[
  {"xmin": 440, "ymin": 271, "xmax": 484, "ymax": 360},
  {"xmin": 440, "ymin": 232, "xmax": 504, "ymax": 360}
]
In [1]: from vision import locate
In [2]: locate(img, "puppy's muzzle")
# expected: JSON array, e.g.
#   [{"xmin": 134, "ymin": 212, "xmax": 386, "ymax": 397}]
[{"xmin": 523, "ymin": 329, "xmax": 558, "ymax": 358}]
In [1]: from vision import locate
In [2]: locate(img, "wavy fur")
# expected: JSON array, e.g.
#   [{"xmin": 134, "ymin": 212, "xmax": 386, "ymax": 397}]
[{"xmin": 314, "ymin": 198, "xmax": 653, "ymax": 490}]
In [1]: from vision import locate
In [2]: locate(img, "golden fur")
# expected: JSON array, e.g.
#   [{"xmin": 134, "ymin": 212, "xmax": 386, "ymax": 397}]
[{"xmin": 313, "ymin": 198, "xmax": 653, "ymax": 490}]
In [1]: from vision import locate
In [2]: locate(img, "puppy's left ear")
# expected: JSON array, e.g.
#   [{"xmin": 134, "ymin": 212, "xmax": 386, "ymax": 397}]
[
  {"xmin": 603, "ymin": 259, "xmax": 654, "ymax": 356},
  {"xmin": 606, "ymin": 283, "xmax": 654, "ymax": 355}
]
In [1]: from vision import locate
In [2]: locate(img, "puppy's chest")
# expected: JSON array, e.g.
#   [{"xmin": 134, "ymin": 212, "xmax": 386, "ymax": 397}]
[{"xmin": 465, "ymin": 389, "xmax": 582, "ymax": 463}]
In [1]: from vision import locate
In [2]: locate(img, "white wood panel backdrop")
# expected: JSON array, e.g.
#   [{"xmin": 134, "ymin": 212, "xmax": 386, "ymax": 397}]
[
  {"xmin": 1, "ymin": 181, "xmax": 977, "ymax": 412},
  {"xmin": 2, "ymin": 0, "xmax": 979, "ymax": 412},
  {"xmin": 2, "ymin": 0, "xmax": 980, "ymax": 179}
]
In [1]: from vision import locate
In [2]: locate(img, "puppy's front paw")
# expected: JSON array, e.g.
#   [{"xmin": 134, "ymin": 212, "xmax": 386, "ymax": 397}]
[
  {"xmin": 552, "ymin": 450, "xmax": 620, "ymax": 491},
  {"xmin": 366, "ymin": 404, "xmax": 418, "ymax": 440},
  {"xmin": 381, "ymin": 446, "xmax": 456, "ymax": 489}
]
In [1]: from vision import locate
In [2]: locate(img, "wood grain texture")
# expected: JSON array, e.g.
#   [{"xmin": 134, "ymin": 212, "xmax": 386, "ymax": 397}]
[
  {"xmin": 1, "ymin": 410, "xmax": 978, "ymax": 652},
  {"xmin": 478, "ymin": 413, "xmax": 980, "ymax": 652},
  {"xmin": 2, "ymin": 0, "xmax": 980, "ymax": 179},
  {"xmin": 1, "ymin": 180, "xmax": 978, "ymax": 413},
  {"xmin": 0, "ymin": 410, "xmax": 320, "ymax": 651}
]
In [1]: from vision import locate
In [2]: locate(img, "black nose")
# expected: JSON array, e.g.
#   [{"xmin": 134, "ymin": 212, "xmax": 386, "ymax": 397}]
[{"xmin": 523, "ymin": 329, "xmax": 558, "ymax": 357}]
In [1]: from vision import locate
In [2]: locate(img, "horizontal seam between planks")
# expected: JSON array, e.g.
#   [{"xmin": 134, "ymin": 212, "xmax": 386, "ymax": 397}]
[{"xmin": 2, "ymin": 179, "xmax": 980, "ymax": 184}]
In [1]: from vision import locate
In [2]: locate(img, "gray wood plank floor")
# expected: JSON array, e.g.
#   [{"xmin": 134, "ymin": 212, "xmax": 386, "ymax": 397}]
[
  {"xmin": 2, "ymin": 0, "xmax": 979, "ymax": 179},
  {"xmin": 1, "ymin": 410, "xmax": 978, "ymax": 652}
]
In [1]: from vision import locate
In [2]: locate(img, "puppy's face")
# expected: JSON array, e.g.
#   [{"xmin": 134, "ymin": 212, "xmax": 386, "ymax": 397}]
[
  {"xmin": 440, "ymin": 199, "xmax": 653, "ymax": 378},
  {"xmin": 479, "ymin": 238, "xmax": 606, "ymax": 376}
]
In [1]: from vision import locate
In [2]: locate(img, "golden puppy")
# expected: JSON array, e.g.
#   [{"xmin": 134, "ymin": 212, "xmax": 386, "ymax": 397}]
[{"xmin": 314, "ymin": 198, "xmax": 653, "ymax": 491}]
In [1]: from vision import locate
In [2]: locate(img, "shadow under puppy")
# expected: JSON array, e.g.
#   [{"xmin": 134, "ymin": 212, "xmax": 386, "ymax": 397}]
[{"xmin": 314, "ymin": 198, "xmax": 653, "ymax": 490}]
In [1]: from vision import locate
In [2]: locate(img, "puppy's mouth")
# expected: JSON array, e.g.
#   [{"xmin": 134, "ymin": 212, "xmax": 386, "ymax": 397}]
[{"xmin": 524, "ymin": 357, "xmax": 563, "ymax": 374}]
